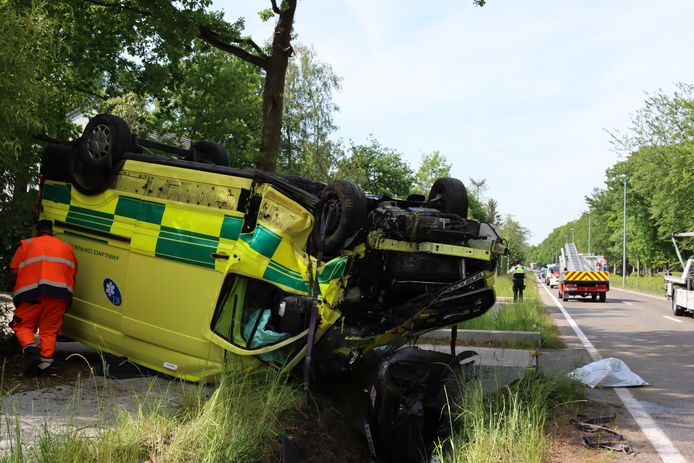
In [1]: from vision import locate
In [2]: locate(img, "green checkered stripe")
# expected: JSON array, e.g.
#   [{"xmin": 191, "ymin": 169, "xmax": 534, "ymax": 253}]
[{"xmin": 44, "ymin": 182, "xmax": 348, "ymax": 291}]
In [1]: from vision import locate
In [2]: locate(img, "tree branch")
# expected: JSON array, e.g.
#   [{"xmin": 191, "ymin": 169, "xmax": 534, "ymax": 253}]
[
  {"xmin": 270, "ymin": 0, "xmax": 281, "ymax": 15},
  {"xmin": 67, "ymin": 84, "xmax": 110, "ymax": 101},
  {"xmin": 199, "ymin": 27, "xmax": 269, "ymax": 69},
  {"xmin": 228, "ymin": 36, "xmax": 268, "ymax": 59},
  {"xmin": 82, "ymin": 0, "xmax": 151, "ymax": 16}
]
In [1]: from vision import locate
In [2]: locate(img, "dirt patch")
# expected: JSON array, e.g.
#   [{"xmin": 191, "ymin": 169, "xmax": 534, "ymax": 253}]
[
  {"xmin": 1, "ymin": 348, "xmax": 102, "ymax": 395},
  {"xmin": 282, "ymin": 395, "xmax": 370, "ymax": 463},
  {"xmin": 547, "ymin": 396, "xmax": 656, "ymax": 463}
]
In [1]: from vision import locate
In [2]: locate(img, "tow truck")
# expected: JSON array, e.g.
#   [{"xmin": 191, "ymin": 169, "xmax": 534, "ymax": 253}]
[
  {"xmin": 665, "ymin": 232, "xmax": 694, "ymax": 316},
  {"xmin": 557, "ymin": 242, "xmax": 609, "ymax": 302}
]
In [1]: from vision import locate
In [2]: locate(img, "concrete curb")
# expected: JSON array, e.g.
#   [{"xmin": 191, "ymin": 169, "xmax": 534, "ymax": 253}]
[{"xmin": 420, "ymin": 328, "xmax": 542, "ymax": 347}]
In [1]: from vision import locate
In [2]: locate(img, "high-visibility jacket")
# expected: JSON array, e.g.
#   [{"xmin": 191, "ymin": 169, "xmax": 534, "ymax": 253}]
[
  {"xmin": 10, "ymin": 235, "xmax": 77, "ymax": 306},
  {"xmin": 512, "ymin": 265, "xmax": 525, "ymax": 284}
]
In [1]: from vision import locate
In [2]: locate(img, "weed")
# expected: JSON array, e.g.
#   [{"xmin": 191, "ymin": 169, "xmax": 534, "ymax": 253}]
[
  {"xmin": 459, "ymin": 276, "xmax": 563, "ymax": 348},
  {"xmin": 0, "ymin": 365, "xmax": 302, "ymax": 463},
  {"xmin": 433, "ymin": 370, "xmax": 585, "ymax": 463}
]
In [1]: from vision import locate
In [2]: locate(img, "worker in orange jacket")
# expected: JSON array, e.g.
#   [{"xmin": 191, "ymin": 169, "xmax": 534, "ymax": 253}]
[{"xmin": 9, "ymin": 219, "xmax": 77, "ymax": 377}]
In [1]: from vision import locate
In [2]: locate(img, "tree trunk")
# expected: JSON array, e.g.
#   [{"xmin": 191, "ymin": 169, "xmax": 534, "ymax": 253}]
[{"xmin": 256, "ymin": 0, "xmax": 297, "ymax": 172}]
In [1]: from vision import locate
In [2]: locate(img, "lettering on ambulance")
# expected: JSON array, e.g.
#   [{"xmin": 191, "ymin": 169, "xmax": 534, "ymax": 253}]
[{"xmin": 72, "ymin": 244, "xmax": 120, "ymax": 261}]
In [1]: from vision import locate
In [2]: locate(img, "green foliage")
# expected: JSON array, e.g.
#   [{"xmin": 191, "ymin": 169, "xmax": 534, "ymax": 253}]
[
  {"xmin": 411, "ymin": 151, "xmax": 451, "ymax": 195},
  {"xmin": 334, "ymin": 138, "xmax": 415, "ymax": 197},
  {"xmin": 0, "ymin": 2, "xmax": 75, "ymax": 290},
  {"xmin": 499, "ymin": 215, "xmax": 530, "ymax": 263},
  {"xmin": 533, "ymin": 84, "xmax": 694, "ymax": 272},
  {"xmin": 280, "ymin": 45, "xmax": 342, "ymax": 180},
  {"xmin": 484, "ymin": 198, "xmax": 502, "ymax": 226},
  {"xmin": 153, "ymin": 46, "xmax": 263, "ymax": 167},
  {"xmin": 258, "ymin": 8, "xmax": 275, "ymax": 22}
]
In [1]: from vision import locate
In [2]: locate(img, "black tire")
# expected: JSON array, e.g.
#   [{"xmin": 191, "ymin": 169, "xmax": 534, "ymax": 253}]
[
  {"xmin": 672, "ymin": 291, "xmax": 685, "ymax": 316},
  {"xmin": 591, "ymin": 294, "xmax": 597, "ymax": 301},
  {"xmin": 281, "ymin": 175, "xmax": 326, "ymax": 197},
  {"xmin": 189, "ymin": 140, "xmax": 229, "ymax": 167},
  {"xmin": 562, "ymin": 292, "xmax": 569, "ymax": 302},
  {"xmin": 428, "ymin": 177, "xmax": 468, "ymax": 218},
  {"xmin": 79, "ymin": 114, "xmax": 132, "ymax": 170},
  {"xmin": 312, "ymin": 180, "xmax": 367, "ymax": 256},
  {"xmin": 69, "ymin": 153, "xmax": 114, "ymax": 194},
  {"xmin": 599, "ymin": 292, "xmax": 606, "ymax": 303}
]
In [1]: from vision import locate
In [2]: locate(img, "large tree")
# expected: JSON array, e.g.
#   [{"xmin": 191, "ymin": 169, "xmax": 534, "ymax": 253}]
[{"xmin": 280, "ymin": 45, "xmax": 342, "ymax": 180}]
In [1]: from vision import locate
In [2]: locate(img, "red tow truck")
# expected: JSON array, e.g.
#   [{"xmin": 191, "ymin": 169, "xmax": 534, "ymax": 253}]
[{"xmin": 557, "ymin": 243, "xmax": 609, "ymax": 302}]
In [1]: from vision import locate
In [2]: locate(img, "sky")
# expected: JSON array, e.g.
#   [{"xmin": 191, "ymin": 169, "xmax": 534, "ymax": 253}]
[{"xmin": 213, "ymin": 0, "xmax": 694, "ymax": 244}]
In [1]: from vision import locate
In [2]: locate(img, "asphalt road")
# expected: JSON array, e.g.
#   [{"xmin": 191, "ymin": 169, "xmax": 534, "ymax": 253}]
[{"xmin": 539, "ymin": 281, "xmax": 694, "ymax": 462}]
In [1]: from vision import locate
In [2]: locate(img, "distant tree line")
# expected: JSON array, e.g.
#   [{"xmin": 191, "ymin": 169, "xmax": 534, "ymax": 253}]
[{"xmin": 530, "ymin": 83, "xmax": 694, "ymax": 275}]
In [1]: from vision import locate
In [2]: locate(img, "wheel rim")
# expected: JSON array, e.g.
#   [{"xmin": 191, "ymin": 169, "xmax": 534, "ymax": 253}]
[{"xmin": 86, "ymin": 124, "xmax": 111, "ymax": 161}]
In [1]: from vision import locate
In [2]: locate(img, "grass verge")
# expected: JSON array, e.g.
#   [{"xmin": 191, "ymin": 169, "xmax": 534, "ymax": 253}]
[
  {"xmin": 0, "ymin": 367, "xmax": 302, "ymax": 463},
  {"xmin": 458, "ymin": 276, "xmax": 564, "ymax": 348},
  {"xmin": 434, "ymin": 370, "xmax": 585, "ymax": 463},
  {"xmin": 610, "ymin": 274, "xmax": 667, "ymax": 296}
]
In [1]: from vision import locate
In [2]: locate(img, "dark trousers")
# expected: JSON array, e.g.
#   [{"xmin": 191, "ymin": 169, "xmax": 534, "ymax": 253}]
[{"xmin": 513, "ymin": 282, "xmax": 524, "ymax": 302}]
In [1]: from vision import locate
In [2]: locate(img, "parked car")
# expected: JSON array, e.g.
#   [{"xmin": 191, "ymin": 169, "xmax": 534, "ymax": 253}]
[
  {"xmin": 545, "ymin": 264, "xmax": 560, "ymax": 287},
  {"xmin": 38, "ymin": 113, "xmax": 508, "ymax": 382}
]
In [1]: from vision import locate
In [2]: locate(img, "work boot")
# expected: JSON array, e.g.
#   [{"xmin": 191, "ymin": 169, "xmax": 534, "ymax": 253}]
[
  {"xmin": 35, "ymin": 358, "xmax": 54, "ymax": 378},
  {"xmin": 22, "ymin": 345, "xmax": 41, "ymax": 376}
]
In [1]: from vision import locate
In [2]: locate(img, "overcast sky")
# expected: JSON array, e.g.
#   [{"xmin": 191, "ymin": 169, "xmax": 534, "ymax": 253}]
[{"xmin": 213, "ymin": 0, "xmax": 694, "ymax": 244}]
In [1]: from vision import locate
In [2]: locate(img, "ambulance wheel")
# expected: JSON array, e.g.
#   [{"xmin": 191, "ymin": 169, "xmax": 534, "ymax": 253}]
[
  {"xmin": 188, "ymin": 141, "xmax": 229, "ymax": 167},
  {"xmin": 79, "ymin": 114, "xmax": 132, "ymax": 170},
  {"xmin": 599, "ymin": 292, "xmax": 606, "ymax": 303},
  {"xmin": 428, "ymin": 178, "xmax": 468, "ymax": 219},
  {"xmin": 312, "ymin": 180, "xmax": 367, "ymax": 256},
  {"xmin": 591, "ymin": 294, "xmax": 597, "ymax": 301},
  {"xmin": 562, "ymin": 292, "xmax": 569, "ymax": 302}
]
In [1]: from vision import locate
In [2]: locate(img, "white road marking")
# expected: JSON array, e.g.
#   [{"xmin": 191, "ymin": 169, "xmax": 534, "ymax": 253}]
[
  {"xmin": 623, "ymin": 301, "xmax": 633, "ymax": 305},
  {"xmin": 540, "ymin": 284, "xmax": 687, "ymax": 463},
  {"xmin": 663, "ymin": 315, "xmax": 684, "ymax": 324}
]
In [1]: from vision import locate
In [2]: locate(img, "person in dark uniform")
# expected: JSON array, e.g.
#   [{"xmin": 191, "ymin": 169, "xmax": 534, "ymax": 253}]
[{"xmin": 507, "ymin": 260, "xmax": 526, "ymax": 303}]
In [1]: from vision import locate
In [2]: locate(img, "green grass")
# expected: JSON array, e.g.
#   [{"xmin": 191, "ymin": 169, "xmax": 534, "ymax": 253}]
[
  {"xmin": 434, "ymin": 370, "xmax": 585, "ymax": 463},
  {"xmin": 610, "ymin": 274, "xmax": 668, "ymax": 296},
  {"xmin": 458, "ymin": 276, "xmax": 564, "ymax": 348},
  {"xmin": 0, "ymin": 366, "xmax": 302, "ymax": 463}
]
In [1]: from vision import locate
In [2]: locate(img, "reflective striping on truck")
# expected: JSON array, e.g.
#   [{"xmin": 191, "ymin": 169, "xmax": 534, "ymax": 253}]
[{"xmin": 563, "ymin": 271, "xmax": 609, "ymax": 281}]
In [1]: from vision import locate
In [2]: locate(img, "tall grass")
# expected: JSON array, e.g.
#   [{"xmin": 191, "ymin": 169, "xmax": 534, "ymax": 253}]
[
  {"xmin": 611, "ymin": 274, "xmax": 667, "ymax": 296},
  {"xmin": 459, "ymin": 276, "xmax": 563, "ymax": 348},
  {"xmin": 434, "ymin": 371, "xmax": 585, "ymax": 463},
  {"xmin": 0, "ymin": 367, "xmax": 302, "ymax": 463}
]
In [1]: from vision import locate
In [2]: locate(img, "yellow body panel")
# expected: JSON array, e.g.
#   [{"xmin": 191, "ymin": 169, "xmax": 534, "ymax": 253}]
[{"xmin": 41, "ymin": 156, "xmax": 501, "ymax": 381}]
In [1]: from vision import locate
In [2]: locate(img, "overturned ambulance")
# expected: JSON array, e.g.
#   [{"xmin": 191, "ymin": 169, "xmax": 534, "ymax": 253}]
[
  {"xmin": 39, "ymin": 114, "xmax": 506, "ymax": 381},
  {"xmin": 39, "ymin": 114, "xmax": 506, "ymax": 458}
]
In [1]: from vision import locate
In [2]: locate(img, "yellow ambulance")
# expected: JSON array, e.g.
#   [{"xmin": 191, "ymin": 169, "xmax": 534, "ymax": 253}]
[{"xmin": 39, "ymin": 114, "xmax": 506, "ymax": 382}]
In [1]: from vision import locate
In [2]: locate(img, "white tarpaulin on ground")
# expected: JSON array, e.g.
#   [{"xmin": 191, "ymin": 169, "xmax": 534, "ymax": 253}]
[{"xmin": 568, "ymin": 358, "xmax": 649, "ymax": 388}]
